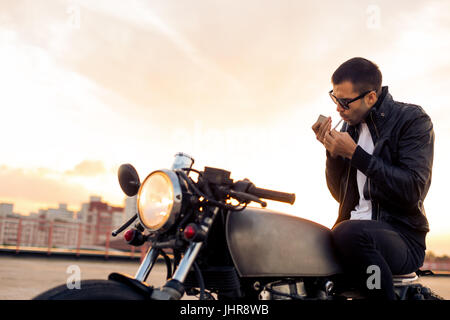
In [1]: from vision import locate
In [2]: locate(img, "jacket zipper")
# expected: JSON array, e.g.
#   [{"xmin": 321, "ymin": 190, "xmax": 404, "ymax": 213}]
[
  {"xmin": 339, "ymin": 123, "xmax": 352, "ymax": 212},
  {"xmin": 341, "ymin": 125, "xmax": 358, "ymax": 218},
  {"xmin": 370, "ymin": 112, "xmax": 380, "ymax": 139},
  {"xmin": 368, "ymin": 177, "xmax": 380, "ymax": 221},
  {"xmin": 369, "ymin": 112, "xmax": 381, "ymax": 221},
  {"xmin": 341, "ymin": 161, "xmax": 351, "ymax": 215}
]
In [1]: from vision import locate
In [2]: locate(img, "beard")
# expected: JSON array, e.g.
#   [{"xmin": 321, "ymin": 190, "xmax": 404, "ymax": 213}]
[{"xmin": 347, "ymin": 100, "xmax": 371, "ymax": 126}]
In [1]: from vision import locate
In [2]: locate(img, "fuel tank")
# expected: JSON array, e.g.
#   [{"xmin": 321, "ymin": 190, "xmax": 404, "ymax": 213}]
[{"xmin": 225, "ymin": 207, "xmax": 343, "ymax": 277}]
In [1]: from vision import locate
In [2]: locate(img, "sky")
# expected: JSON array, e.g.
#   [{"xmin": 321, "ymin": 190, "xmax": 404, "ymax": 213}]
[{"xmin": 0, "ymin": 0, "xmax": 449, "ymax": 255}]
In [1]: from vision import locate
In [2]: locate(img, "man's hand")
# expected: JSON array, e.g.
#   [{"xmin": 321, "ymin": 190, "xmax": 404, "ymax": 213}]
[
  {"xmin": 324, "ymin": 129, "xmax": 358, "ymax": 159},
  {"xmin": 312, "ymin": 116, "xmax": 331, "ymax": 145}
]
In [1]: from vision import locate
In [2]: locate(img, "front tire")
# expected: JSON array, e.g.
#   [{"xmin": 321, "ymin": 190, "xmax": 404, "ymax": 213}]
[{"xmin": 33, "ymin": 280, "xmax": 148, "ymax": 300}]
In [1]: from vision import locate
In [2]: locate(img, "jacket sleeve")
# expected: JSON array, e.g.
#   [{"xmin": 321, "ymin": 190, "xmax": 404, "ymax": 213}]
[
  {"xmin": 325, "ymin": 150, "xmax": 347, "ymax": 202},
  {"xmin": 351, "ymin": 113, "xmax": 434, "ymax": 210}
]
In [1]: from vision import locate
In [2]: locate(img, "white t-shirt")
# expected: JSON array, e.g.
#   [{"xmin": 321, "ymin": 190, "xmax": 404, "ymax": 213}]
[{"xmin": 350, "ymin": 122, "xmax": 375, "ymax": 220}]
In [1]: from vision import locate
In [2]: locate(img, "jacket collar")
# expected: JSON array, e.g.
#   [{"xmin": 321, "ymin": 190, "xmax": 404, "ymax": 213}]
[
  {"xmin": 366, "ymin": 86, "xmax": 391, "ymax": 129},
  {"xmin": 344, "ymin": 86, "xmax": 391, "ymax": 133},
  {"xmin": 343, "ymin": 86, "xmax": 391, "ymax": 140}
]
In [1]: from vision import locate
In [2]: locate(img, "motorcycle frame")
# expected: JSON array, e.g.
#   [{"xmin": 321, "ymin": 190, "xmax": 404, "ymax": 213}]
[
  {"xmin": 131, "ymin": 204, "xmax": 221, "ymax": 297},
  {"xmin": 125, "ymin": 160, "xmax": 332, "ymax": 300}
]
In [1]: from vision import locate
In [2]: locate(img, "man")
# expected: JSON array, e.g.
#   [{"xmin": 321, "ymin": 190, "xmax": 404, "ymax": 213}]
[{"xmin": 312, "ymin": 57, "xmax": 434, "ymax": 300}]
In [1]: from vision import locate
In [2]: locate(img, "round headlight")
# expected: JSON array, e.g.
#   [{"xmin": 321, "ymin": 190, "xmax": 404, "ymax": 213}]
[{"xmin": 137, "ymin": 169, "xmax": 182, "ymax": 232}]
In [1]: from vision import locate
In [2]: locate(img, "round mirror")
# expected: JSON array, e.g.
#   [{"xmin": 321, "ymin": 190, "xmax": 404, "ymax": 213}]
[{"xmin": 118, "ymin": 164, "xmax": 141, "ymax": 197}]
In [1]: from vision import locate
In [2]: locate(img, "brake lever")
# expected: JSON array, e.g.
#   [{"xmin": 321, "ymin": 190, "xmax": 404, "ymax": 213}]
[{"xmin": 228, "ymin": 190, "xmax": 267, "ymax": 208}]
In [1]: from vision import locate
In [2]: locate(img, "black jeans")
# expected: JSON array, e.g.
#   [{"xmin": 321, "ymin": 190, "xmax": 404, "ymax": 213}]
[{"xmin": 331, "ymin": 220, "xmax": 425, "ymax": 300}]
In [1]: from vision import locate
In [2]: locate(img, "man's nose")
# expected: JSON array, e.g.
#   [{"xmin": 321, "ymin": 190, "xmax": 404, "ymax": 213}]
[{"xmin": 336, "ymin": 103, "xmax": 345, "ymax": 113}]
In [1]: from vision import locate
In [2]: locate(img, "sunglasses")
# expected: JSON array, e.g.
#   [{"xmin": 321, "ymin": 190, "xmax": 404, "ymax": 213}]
[{"xmin": 329, "ymin": 90, "xmax": 373, "ymax": 110}]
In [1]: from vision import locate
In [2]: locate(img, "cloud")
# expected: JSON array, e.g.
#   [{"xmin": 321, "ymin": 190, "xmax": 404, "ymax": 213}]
[
  {"xmin": 65, "ymin": 160, "xmax": 107, "ymax": 176},
  {"xmin": 0, "ymin": 165, "xmax": 91, "ymax": 207},
  {"xmin": 2, "ymin": 0, "xmax": 449, "ymax": 131}
]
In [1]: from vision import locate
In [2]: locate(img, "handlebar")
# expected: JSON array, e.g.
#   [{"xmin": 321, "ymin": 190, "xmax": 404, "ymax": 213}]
[
  {"xmin": 199, "ymin": 168, "xmax": 296, "ymax": 206},
  {"xmin": 247, "ymin": 185, "xmax": 296, "ymax": 205}
]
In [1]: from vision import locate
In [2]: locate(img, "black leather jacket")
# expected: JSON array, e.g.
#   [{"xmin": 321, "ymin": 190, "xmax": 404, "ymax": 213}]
[{"xmin": 326, "ymin": 86, "xmax": 434, "ymax": 248}]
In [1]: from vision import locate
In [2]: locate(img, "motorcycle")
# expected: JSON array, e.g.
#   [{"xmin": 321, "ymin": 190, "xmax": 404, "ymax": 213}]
[{"xmin": 34, "ymin": 152, "xmax": 443, "ymax": 300}]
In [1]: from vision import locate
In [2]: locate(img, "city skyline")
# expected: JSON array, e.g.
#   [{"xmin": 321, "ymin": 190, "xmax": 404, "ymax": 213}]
[
  {"xmin": 0, "ymin": 194, "xmax": 138, "ymax": 257},
  {"xmin": 0, "ymin": 194, "xmax": 136, "ymax": 224},
  {"xmin": 1, "ymin": 195, "xmax": 119, "ymax": 217}
]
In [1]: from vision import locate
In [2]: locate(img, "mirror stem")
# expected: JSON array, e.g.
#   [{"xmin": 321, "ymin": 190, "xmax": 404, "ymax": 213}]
[{"xmin": 112, "ymin": 214, "xmax": 138, "ymax": 237}]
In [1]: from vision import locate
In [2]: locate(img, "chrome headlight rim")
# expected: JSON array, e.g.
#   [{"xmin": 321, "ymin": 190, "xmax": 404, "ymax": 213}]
[{"xmin": 136, "ymin": 169, "xmax": 182, "ymax": 232}]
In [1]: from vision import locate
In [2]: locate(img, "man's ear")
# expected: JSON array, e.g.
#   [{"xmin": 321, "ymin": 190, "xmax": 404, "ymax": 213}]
[{"xmin": 366, "ymin": 91, "xmax": 378, "ymax": 107}]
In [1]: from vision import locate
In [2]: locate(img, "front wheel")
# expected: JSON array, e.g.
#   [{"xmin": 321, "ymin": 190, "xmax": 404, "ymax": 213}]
[{"xmin": 33, "ymin": 280, "xmax": 148, "ymax": 300}]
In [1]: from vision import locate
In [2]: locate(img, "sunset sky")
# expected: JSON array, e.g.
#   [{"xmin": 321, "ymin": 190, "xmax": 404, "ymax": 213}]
[{"xmin": 0, "ymin": 0, "xmax": 449, "ymax": 255}]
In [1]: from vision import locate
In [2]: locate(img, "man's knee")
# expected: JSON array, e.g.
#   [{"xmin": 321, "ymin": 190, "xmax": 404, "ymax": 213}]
[{"xmin": 331, "ymin": 220, "xmax": 369, "ymax": 252}]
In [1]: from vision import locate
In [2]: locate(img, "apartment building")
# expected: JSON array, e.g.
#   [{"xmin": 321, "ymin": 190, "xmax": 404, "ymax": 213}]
[{"xmin": 0, "ymin": 196, "xmax": 126, "ymax": 249}]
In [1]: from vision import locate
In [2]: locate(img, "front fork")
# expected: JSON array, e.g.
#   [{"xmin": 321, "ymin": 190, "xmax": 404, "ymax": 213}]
[
  {"xmin": 134, "ymin": 247, "xmax": 160, "ymax": 282},
  {"xmin": 133, "ymin": 207, "xmax": 219, "ymax": 300}
]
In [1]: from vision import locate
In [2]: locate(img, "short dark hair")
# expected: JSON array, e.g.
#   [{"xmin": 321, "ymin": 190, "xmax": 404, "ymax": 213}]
[{"xmin": 331, "ymin": 57, "xmax": 382, "ymax": 95}]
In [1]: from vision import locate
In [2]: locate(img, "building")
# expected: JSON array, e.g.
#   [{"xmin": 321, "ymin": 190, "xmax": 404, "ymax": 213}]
[
  {"xmin": 77, "ymin": 196, "xmax": 125, "ymax": 246},
  {"xmin": 0, "ymin": 197, "xmax": 125, "ymax": 250},
  {"xmin": 0, "ymin": 203, "xmax": 13, "ymax": 217},
  {"xmin": 124, "ymin": 195, "xmax": 137, "ymax": 221},
  {"xmin": 0, "ymin": 203, "xmax": 20, "ymax": 218},
  {"xmin": 0, "ymin": 203, "xmax": 25, "ymax": 245},
  {"xmin": 77, "ymin": 196, "xmax": 101, "ymax": 222},
  {"xmin": 37, "ymin": 203, "xmax": 75, "ymax": 222}
]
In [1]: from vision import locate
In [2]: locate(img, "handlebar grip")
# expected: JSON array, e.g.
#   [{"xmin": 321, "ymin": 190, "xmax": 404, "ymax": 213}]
[{"xmin": 247, "ymin": 185, "xmax": 296, "ymax": 205}]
